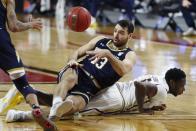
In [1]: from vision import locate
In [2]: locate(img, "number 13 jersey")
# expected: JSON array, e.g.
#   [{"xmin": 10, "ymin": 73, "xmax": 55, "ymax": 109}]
[{"xmin": 80, "ymin": 38, "xmax": 133, "ymax": 88}]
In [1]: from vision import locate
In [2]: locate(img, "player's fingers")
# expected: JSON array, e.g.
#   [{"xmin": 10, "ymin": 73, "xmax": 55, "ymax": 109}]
[{"xmin": 93, "ymin": 57, "xmax": 100, "ymax": 63}]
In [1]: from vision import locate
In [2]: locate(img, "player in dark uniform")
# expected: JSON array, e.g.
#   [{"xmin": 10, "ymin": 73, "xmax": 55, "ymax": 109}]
[
  {"xmin": 49, "ymin": 20, "xmax": 136, "ymax": 121},
  {"xmin": 0, "ymin": 0, "xmax": 56, "ymax": 130}
]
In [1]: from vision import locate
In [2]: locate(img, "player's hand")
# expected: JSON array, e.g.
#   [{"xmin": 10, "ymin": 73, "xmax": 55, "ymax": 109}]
[
  {"xmin": 140, "ymin": 108, "xmax": 155, "ymax": 115},
  {"xmin": 182, "ymin": 0, "xmax": 191, "ymax": 8},
  {"xmin": 67, "ymin": 60, "xmax": 83, "ymax": 68},
  {"xmin": 30, "ymin": 18, "xmax": 42, "ymax": 30},
  {"xmin": 151, "ymin": 104, "xmax": 166, "ymax": 111},
  {"xmin": 86, "ymin": 49, "xmax": 110, "ymax": 63}
]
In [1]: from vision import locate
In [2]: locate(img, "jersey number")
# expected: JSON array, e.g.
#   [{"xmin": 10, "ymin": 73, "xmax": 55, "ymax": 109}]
[{"xmin": 91, "ymin": 57, "xmax": 108, "ymax": 69}]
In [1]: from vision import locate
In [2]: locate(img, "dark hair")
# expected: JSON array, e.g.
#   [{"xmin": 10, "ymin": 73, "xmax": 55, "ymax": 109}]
[
  {"xmin": 117, "ymin": 20, "xmax": 134, "ymax": 34},
  {"xmin": 165, "ymin": 68, "xmax": 186, "ymax": 83}
]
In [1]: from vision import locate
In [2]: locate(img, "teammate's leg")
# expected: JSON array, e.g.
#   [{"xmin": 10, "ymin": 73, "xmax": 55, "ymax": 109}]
[
  {"xmin": 0, "ymin": 86, "xmax": 54, "ymax": 114},
  {"xmin": 6, "ymin": 95, "xmax": 86, "ymax": 122},
  {"xmin": 0, "ymin": 47, "xmax": 57, "ymax": 130}
]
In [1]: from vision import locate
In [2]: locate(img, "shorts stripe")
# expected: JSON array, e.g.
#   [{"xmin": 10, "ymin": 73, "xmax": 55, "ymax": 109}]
[
  {"xmin": 7, "ymin": 67, "xmax": 25, "ymax": 75},
  {"xmin": 57, "ymin": 65, "xmax": 69, "ymax": 83},
  {"xmin": 70, "ymin": 91, "xmax": 90, "ymax": 102}
]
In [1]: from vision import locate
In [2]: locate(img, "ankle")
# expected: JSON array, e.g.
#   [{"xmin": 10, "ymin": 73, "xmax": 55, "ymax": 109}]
[
  {"xmin": 53, "ymin": 96, "xmax": 63, "ymax": 105},
  {"xmin": 32, "ymin": 104, "xmax": 40, "ymax": 109}
]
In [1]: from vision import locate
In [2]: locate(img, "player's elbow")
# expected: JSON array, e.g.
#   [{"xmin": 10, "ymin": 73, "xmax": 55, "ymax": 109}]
[
  {"xmin": 9, "ymin": 26, "xmax": 19, "ymax": 32},
  {"xmin": 119, "ymin": 64, "xmax": 132, "ymax": 76}
]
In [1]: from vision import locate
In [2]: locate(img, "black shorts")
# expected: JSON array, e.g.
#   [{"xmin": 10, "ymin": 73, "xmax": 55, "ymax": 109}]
[
  {"xmin": 0, "ymin": 29, "xmax": 23, "ymax": 73},
  {"xmin": 57, "ymin": 66, "xmax": 99, "ymax": 104}
]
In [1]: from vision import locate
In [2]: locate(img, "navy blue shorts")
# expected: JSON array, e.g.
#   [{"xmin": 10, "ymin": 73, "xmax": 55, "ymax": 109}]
[
  {"xmin": 0, "ymin": 29, "xmax": 23, "ymax": 73},
  {"xmin": 57, "ymin": 66, "xmax": 99, "ymax": 104}
]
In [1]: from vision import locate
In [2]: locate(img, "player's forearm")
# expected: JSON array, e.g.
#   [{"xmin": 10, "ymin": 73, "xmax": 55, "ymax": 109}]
[
  {"xmin": 14, "ymin": 21, "xmax": 32, "ymax": 32},
  {"xmin": 6, "ymin": 1, "xmax": 32, "ymax": 32},
  {"xmin": 107, "ymin": 52, "xmax": 127, "ymax": 76},
  {"xmin": 134, "ymin": 81, "xmax": 146, "ymax": 112}
]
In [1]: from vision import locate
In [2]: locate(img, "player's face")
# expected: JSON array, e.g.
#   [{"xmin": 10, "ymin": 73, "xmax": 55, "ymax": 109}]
[
  {"xmin": 113, "ymin": 24, "xmax": 131, "ymax": 47},
  {"xmin": 169, "ymin": 78, "xmax": 186, "ymax": 97}
]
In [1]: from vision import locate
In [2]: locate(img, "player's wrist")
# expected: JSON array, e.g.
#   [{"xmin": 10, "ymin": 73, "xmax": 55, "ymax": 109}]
[{"xmin": 27, "ymin": 22, "xmax": 33, "ymax": 29}]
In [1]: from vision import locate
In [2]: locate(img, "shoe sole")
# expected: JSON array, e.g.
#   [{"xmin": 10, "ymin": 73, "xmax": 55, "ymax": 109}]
[
  {"xmin": 32, "ymin": 108, "xmax": 58, "ymax": 131},
  {"xmin": 49, "ymin": 101, "xmax": 72, "ymax": 121}
]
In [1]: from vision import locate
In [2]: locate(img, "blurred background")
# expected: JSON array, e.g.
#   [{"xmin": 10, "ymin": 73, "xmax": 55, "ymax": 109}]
[{"xmin": 16, "ymin": 0, "xmax": 196, "ymax": 36}]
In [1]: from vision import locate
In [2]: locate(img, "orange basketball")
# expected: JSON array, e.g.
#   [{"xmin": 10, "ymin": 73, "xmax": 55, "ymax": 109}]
[{"xmin": 67, "ymin": 6, "xmax": 91, "ymax": 32}]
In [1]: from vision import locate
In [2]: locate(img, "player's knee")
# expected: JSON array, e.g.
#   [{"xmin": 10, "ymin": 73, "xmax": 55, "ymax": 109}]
[
  {"xmin": 9, "ymin": 70, "xmax": 25, "ymax": 80},
  {"xmin": 63, "ymin": 74, "xmax": 77, "ymax": 86},
  {"xmin": 67, "ymin": 96, "xmax": 86, "ymax": 112}
]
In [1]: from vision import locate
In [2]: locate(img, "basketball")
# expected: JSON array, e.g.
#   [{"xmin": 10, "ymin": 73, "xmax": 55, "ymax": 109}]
[{"xmin": 66, "ymin": 6, "xmax": 91, "ymax": 32}]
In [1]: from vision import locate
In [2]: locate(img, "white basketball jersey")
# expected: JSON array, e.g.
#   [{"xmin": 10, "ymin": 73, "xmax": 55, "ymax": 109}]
[{"xmin": 82, "ymin": 75, "xmax": 169, "ymax": 115}]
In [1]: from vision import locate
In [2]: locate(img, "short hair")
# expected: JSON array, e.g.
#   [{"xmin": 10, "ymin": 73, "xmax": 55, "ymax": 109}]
[
  {"xmin": 117, "ymin": 20, "xmax": 134, "ymax": 34},
  {"xmin": 165, "ymin": 68, "xmax": 186, "ymax": 83}
]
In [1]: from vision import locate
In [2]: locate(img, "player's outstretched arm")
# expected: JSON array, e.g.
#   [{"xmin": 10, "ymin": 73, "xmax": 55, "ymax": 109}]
[
  {"xmin": 67, "ymin": 36, "xmax": 105, "ymax": 67},
  {"xmin": 6, "ymin": 0, "xmax": 42, "ymax": 32}
]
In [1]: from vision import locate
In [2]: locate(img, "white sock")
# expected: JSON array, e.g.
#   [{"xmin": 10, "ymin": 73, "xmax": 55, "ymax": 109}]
[
  {"xmin": 24, "ymin": 111, "xmax": 33, "ymax": 120},
  {"xmin": 52, "ymin": 96, "xmax": 63, "ymax": 105}
]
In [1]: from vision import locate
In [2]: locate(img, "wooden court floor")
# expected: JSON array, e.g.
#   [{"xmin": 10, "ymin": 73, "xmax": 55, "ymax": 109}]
[{"xmin": 0, "ymin": 17, "xmax": 196, "ymax": 131}]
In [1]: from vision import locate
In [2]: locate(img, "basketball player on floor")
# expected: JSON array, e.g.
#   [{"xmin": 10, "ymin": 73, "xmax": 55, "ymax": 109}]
[
  {"xmin": 0, "ymin": 0, "xmax": 56, "ymax": 130},
  {"xmin": 4, "ymin": 68, "xmax": 186, "ymax": 122},
  {"xmin": 47, "ymin": 19, "xmax": 136, "ymax": 121}
]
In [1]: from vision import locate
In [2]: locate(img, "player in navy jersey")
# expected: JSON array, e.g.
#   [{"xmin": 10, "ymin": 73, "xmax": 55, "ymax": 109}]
[
  {"xmin": 49, "ymin": 20, "xmax": 136, "ymax": 121},
  {"xmin": 0, "ymin": 0, "xmax": 56, "ymax": 130}
]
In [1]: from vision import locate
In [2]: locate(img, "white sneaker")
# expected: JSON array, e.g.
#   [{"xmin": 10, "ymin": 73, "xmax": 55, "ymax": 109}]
[
  {"xmin": 49, "ymin": 100, "xmax": 73, "ymax": 121},
  {"xmin": 5, "ymin": 109, "xmax": 32, "ymax": 123},
  {"xmin": 183, "ymin": 28, "xmax": 196, "ymax": 36},
  {"xmin": 0, "ymin": 86, "xmax": 24, "ymax": 114}
]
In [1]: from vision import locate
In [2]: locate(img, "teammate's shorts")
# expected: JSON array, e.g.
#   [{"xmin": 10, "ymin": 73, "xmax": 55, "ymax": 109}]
[{"xmin": 0, "ymin": 29, "xmax": 23, "ymax": 74}]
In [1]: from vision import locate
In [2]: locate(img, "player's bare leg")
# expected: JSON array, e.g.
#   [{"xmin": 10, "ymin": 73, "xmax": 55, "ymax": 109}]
[{"xmin": 50, "ymin": 68, "xmax": 77, "ymax": 118}]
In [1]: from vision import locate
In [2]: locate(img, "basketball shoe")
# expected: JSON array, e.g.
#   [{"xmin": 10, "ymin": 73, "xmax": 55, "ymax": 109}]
[
  {"xmin": 0, "ymin": 86, "xmax": 24, "ymax": 114},
  {"xmin": 183, "ymin": 28, "xmax": 196, "ymax": 36},
  {"xmin": 49, "ymin": 100, "xmax": 73, "ymax": 121},
  {"xmin": 32, "ymin": 108, "xmax": 58, "ymax": 131},
  {"xmin": 6, "ymin": 109, "xmax": 32, "ymax": 122}
]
